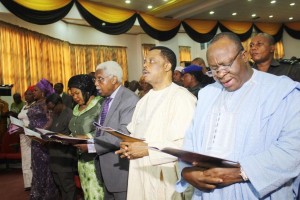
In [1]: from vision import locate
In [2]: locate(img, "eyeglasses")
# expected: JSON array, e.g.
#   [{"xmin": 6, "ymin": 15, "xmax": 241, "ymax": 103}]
[
  {"xmin": 209, "ymin": 49, "xmax": 243, "ymax": 74},
  {"xmin": 93, "ymin": 75, "xmax": 111, "ymax": 84}
]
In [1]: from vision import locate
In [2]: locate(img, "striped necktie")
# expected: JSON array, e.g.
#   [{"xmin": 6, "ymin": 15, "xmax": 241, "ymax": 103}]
[{"xmin": 99, "ymin": 97, "xmax": 112, "ymax": 126}]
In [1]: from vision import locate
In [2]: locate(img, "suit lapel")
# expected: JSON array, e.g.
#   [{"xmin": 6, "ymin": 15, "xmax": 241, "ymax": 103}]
[{"xmin": 103, "ymin": 86, "xmax": 124, "ymax": 126}]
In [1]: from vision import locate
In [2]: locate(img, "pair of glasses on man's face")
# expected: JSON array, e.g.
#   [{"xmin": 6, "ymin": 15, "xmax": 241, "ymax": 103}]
[
  {"xmin": 93, "ymin": 75, "xmax": 112, "ymax": 84},
  {"xmin": 209, "ymin": 49, "xmax": 243, "ymax": 74}
]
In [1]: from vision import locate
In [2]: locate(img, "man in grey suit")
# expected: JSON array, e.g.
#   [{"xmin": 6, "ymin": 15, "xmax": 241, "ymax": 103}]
[{"xmin": 93, "ymin": 61, "xmax": 139, "ymax": 200}]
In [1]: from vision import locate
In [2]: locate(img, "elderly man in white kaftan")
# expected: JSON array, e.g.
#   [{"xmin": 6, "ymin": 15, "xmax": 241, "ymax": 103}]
[
  {"xmin": 116, "ymin": 46, "xmax": 196, "ymax": 200},
  {"xmin": 176, "ymin": 32, "xmax": 300, "ymax": 199}
]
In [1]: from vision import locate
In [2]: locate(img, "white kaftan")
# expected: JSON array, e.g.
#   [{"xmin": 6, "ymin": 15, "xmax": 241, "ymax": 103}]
[{"xmin": 127, "ymin": 83, "xmax": 196, "ymax": 200}]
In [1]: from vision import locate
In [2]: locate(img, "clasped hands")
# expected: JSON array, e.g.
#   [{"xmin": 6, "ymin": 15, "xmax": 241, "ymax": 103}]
[
  {"xmin": 115, "ymin": 141, "xmax": 149, "ymax": 160},
  {"xmin": 182, "ymin": 163, "xmax": 244, "ymax": 191}
]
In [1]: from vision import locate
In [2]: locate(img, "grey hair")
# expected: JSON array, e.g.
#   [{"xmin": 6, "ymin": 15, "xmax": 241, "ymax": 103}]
[
  {"xmin": 254, "ymin": 33, "xmax": 275, "ymax": 45},
  {"xmin": 95, "ymin": 61, "xmax": 123, "ymax": 83}
]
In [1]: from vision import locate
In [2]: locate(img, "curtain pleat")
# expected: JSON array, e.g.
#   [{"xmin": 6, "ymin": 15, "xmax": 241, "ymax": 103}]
[
  {"xmin": 14, "ymin": 0, "xmax": 72, "ymax": 11},
  {"xmin": 253, "ymin": 23, "xmax": 284, "ymax": 43},
  {"xmin": 182, "ymin": 20, "xmax": 218, "ymax": 43},
  {"xmin": 75, "ymin": 1, "xmax": 137, "ymax": 35},
  {"xmin": 219, "ymin": 21, "xmax": 253, "ymax": 42},
  {"xmin": 1, "ymin": 0, "xmax": 74, "ymax": 24},
  {"xmin": 137, "ymin": 14, "xmax": 180, "ymax": 41},
  {"xmin": 179, "ymin": 46, "xmax": 191, "ymax": 62}
]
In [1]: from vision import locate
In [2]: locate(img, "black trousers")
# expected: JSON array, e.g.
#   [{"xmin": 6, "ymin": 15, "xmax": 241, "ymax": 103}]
[{"xmin": 52, "ymin": 172, "xmax": 77, "ymax": 200}]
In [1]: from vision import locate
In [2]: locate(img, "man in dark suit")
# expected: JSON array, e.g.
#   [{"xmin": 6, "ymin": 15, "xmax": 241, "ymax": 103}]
[
  {"xmin": 54, "ymin": 83, "xmax": 74, "ymax": 109},
  {"xmin": 93, "ymin": 61, "xmax": 139, "ymax": 200}
]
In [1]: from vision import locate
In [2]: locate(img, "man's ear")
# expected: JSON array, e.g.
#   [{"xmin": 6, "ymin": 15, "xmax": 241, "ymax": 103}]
[
  {"xmin": 241, "ymin": 50, "xmax": 249, "ymax": 62},
  {"xmin": 164, "ymin": 62, "xmax": 172, "ymax": 72},
  {"xmin": 111, "ymin": 76, "xmax": 117, "ymax": 84}
]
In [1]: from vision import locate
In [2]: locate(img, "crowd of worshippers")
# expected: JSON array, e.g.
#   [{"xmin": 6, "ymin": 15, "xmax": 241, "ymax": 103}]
[{"xmin": 1, "ymin": 32, "xmax": 300, "ymax": 200}]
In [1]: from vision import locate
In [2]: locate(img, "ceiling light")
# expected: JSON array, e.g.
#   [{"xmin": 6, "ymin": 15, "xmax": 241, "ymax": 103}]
[
  {"xmin": 232, "ymin": 13, "xmax": 237, "ymax": 16},
  {"xmin": 269, "ymin": 15, "xmax": 273, "ymax": 18},
  {"xmin": 290, "ymin": 3, "xmax": 295, "ymax": 6},
  {"xmin": 125, "ymin": 0, "xmax": 131, "ymax": 4},
  {"xmin": 163, "ymin": 0, "xmax": 168, "ymax": 2},
  {"xmin": 209, "ymin": 11, "xmax": 214, "ymax": 15},
  {"xmin": 147, "ymin": 5, "xmax": 153, "ymax": 9},
  {"xmin": 270, "ymin": 0, "xmax": 276, "ymax": 4},
  {"xmin": 289, "ymin": 17, "xmax": 293, "ymax": 20},
  {"xmin": 251, "ymin": 14, "xmax": 256, "ymax": 17}
]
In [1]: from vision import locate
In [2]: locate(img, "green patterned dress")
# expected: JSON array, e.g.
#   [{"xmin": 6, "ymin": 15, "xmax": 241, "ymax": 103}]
[{"xmin": 69, "ymin": 96, "xmax": 104, "ymax": 200}]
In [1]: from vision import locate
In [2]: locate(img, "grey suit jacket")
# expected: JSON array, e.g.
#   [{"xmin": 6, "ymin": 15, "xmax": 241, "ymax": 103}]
[{"xmin": 94, "ymin": 86, "xmax": 139, "ymax": 193}]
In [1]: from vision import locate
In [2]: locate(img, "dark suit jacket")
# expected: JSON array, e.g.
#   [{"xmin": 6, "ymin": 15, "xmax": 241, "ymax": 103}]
[
  {"xmin": 94, "ymin": 86, "xmax": 139, "ymax": 193},
  {"xmin": 61, "ymin": 92, "xmax": 74, "ymax": 109}
]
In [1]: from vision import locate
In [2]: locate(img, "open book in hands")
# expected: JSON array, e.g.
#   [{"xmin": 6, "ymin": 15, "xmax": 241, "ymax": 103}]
[
  {"xmin": 149, "ymin": 147, "xmax": 240, "ymax": 168},
  {"xmin": 93, "ymin": 122, "xmax": 145, "ymax": 142},
  {"xmin": 27, "ymin": 128, "xmax": 88, "ymax": 144}
]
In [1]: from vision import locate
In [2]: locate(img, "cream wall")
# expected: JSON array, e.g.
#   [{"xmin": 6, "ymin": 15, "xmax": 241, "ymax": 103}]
[{"xmin": 1, "ymin": 4, "xmax": 300, "ymax": 82}]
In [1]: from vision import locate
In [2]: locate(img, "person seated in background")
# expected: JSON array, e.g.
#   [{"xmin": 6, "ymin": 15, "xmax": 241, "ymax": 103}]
[
  {"xmin": 128, "ymin": 80, "xmax": 140, "ymax": 95},
  {"xmin": 9, "ymin": 92, "xmax": 25, "ymax": 118},
  {"xmin": 182, "ymin": 65, "xmax": 204, "ymax": 98},
  {"xmin": 191, "ymin": 57, "xmax": 215, "ymax": 86},
  {"xmin": 46, "ymin": 93, "xmax": 78, "ymax": 200},
  {"xmin": 0, "ymin": 97, "xmax": 9, "ymax": 146},
  {"xmin": 138, "ymin": 75, "xmax": 152, "ymax": 98},
  {"xmin": 173, "ymin": 66, "xmax": 184, "ymax": 86},
  {"xmin": 54, "ymin": 83, "xmax": 74, "ymax": 109},
  {"xmin": 176, "ymin": 32, "xmax": 300, "ymax": 200},
  {"xmin": 250, "ymin": 32, "xmax": 300, "ymax": 82}
]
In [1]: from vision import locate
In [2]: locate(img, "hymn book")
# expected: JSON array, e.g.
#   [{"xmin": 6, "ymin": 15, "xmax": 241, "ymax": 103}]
[
  {"xmin": 150, "ymin": 147, "xmax": 240, "ymax": 168},
  {"xmin": 93, "ymin": 122, "xmax": 145, "ymax": 142}
]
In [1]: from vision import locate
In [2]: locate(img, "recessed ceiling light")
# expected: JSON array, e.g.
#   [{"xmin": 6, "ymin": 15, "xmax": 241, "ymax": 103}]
[
  {"xmin": 270, "ymin": 0, "xmax": 276, "ymax": 4},
  {"xmin": 290, "ymin": 3, "xmax": 295, "ymax": 6},
  {"xmin": 289, "ymin": 17, "xmax": 293, "ymax": 20},
  {"xmin": 252, "ymin": 14, "xmax": 256, "ymax": 17},
  {"xmin": 269, "ymin": 15, "xmax": 273, "ymax": 18},
  {"xmin": 147, "ymin": 5, "xmax": 153, "ymax": 9},
  {"xmin": 209, "ymin": 11, "xmax": 214, "ymax": 15},
  {"xmin": 163, "ymin": 0, "xmax": 168, "ymax": 2},
  {"xmin": 125, "ymin": 0, "xmax": 131, "ymax": 4},
  {"xmin": 232, "ymin": 13, "xmax": 237, "ymax": 16}
]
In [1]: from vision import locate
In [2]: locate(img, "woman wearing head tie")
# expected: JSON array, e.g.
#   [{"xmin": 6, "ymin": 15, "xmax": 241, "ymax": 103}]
[
  {"xmin": 27, "ymin": 78, "xmax": 60, "ymax": 200},
  {"xmin": 68, "ymin": 74, "xmax": 104, "ymax": 200}
]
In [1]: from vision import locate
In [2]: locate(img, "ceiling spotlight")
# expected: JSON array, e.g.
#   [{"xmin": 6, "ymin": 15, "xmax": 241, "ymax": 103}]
[
  {"xmin": 209, "ymin": 11, "xmax": 214, "ymax": 15},
  {"xmin": 290, "ymin": 3, "xmax": 295, "ymax": 6},
  {"xmin": 289, "ymin": 17, "xmax": 293, "ymax": 20},
  {"xmin": 125, "ymin": 0, "xmax": 131, "ymax": 4},
  {"xmin": 147, "ymin": 5, "xmax": 153, "ymax": 9},
  {"xmin": 270, "ymin": 0, "xmax": 276, "ymax": 4},
  {"xmin": 251, "ymin": 14, "xmax": 256, "ymax": 17},
  {"xmin": 163, "ymin": 0, "xmax": 169, "ymax": 2},
  {"xmin": 269, "ymin": 15, "xmax": 273, "ymax": 18},
  {"xmin": 232, "ymin": 12, "xmax": 237, "ymax": 16}
]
